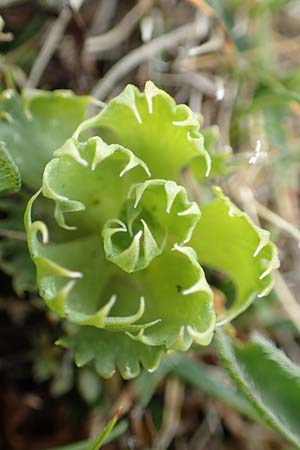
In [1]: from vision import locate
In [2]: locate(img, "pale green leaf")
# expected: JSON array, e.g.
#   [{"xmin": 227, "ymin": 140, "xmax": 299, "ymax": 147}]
[
  {"xmin": 75, "ymin": 81, "xmax": 211, "ymax": 180},
  {"xmin": 42, "ymin": 136, "xmax": 150, "ymax": 233},
  {"xmin": 200, "ymin": 125, "xmax": 232, "ymax": 177},
  {"xmin": 0, "ymin": 89, "xmax": 91, "ymax": 294},
  {"xmin": 0, "ymin": 89, "xmax": 91, "ymax": 190},
  {"xmin": 191, "ymin": 187, "xmax": 279, "ymax": 324},
  {"xmin": 0, "ymin": 238, "xmax": 36, "ymax": 294}
]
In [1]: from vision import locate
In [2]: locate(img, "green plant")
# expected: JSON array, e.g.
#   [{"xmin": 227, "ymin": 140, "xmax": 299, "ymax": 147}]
[
  {"xmin": 0, "ymin": 89, "xmax": 90, "ymax": 293},
  {"xmin": 45, "ymin": 411, "xmax": 124, "ymax": 450},
  {"xmin": 21, "ymin": 81, "xmax": 278, "ymax": 379},
  {"xmin": 217, "ymin": 330, "xmax": 300, "ymax": 449}
]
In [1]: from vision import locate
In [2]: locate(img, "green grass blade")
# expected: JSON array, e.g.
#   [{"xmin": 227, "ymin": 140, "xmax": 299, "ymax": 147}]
[
  {"xmin": 86, "ymin": 410, "xmax": 121, "ymax": 450},
  {"xmin": 44, "ymin": 417, "xmax": 126, "ymax": 450}
]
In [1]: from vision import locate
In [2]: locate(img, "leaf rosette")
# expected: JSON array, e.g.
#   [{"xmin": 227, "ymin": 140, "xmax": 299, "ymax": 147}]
[{"xmin": 25, "ymin": 82, "xmax": 279, "ymax": 379}]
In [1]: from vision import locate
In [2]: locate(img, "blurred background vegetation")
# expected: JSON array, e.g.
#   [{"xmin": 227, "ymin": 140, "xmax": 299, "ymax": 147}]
[{"xmin": 0, "ymin": 0, "xmax": 300, "ymax": 449}]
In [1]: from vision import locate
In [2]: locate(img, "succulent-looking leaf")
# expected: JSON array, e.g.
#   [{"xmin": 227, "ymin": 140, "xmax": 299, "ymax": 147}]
[
  {"xmin": 191, "ymin": 187, "xmax": 279, "ymax": 324},
  {"xmin": 25, "ymin": 82, "xmax": 277, "ymax": 379},
  {"xmin": 198, "ymin": 125, "xmax": 232, "ymax": 178},
  {"xmin": 0, "ymin": 89, "xmax": 91, "ymax": 190},
  {"xmin": 0, "ymin": 141, "xmax": 21, "ymax": 194},
  {"xmin": 217, "ymin": 330, "xmax": 300, "ymax": 449},
  {"xmin": 25, "ymin": 143, "xmax": 216, "ymax": 350},
  {"xmin": 42, "ymin": 135, "xmax": 151, "ymax": 233},
  {"xmin": 75, "ymin": 81, "xmax": 211, "ymax": 180},
  {"xmin": 0, "ymin": 89, "xmax": 91, "ymax": 293},
  {"xmin": 59, "ymin": 328, "xmax": 163, "ymax": 380}
]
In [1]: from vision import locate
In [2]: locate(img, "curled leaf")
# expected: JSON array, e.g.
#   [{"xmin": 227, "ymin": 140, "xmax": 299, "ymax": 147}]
[
  {"xmin": 75, "ymin": 81, "xmax": 211, "ymax": 180},
  {"xmin": 0, "ymin": 89, "xmax": 91, "ymax": 190},
  {"xmin": 191, "ymin": 187, "xmax": 279, "ymax": 324},
  {"xmin": 0, "ymin": 89, "xmax": 92, "ymax": 294}
]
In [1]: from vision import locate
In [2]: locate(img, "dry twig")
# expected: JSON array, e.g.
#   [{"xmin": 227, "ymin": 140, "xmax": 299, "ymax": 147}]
[
  {"xmin": 154, "ymin": 377, "xmax": 184, "ymax": 449},
  {"xmin": 274, "ymin": 271, "xmax": 300, "ymax": 334}
]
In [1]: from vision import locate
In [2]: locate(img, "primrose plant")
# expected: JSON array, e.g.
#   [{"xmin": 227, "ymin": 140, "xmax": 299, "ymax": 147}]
[{"xmin": 16, "ymin": 81, "xmax": 278, "ymax": 379}]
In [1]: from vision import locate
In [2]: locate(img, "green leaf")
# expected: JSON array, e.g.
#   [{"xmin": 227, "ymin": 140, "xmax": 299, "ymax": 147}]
[
  {"xmin": 44, "ymin": 420, "xmax": 128, "ymax": 450},
  {"xmin": 0, "ymin": 238, "xmax": 36, "ymax": 294},
  {"xmin": 198, "ymin": 125, "xmax": 231, "ymax": 178},
  {"xmin": 103, "ymin": 179, "xmax": 201, "ymax": 272},
  {"xmin": 76, "ymin": 81, "xmax": 211, "ymax": 180},
  {"xmin": 86, "ymin": 410, "xmax": 120, "ymax": 450},
  {"xmin": 172, "ymin": 355, "xmax": 258, "ymax": 420},
  {"xmin": 0, "ymin": 141, "xmax": 21, "ymax": 194},
  {"xmin": 0, "ymin": 195, "xmax": 36, "ymax": 294},
  {"xmin": 77, "ymin": 367, "xmax": 102, "ymax": 404},
  {"xmin": 59, "ymin": 328, "xmax": 163, "ymax": 380},
  {"xmin": 0, "ymin": 90, "xmax": 91, "ymax": 295},
  {"xmin": 191, "ymin": 187, "xmax": 279, "ymax": 324},
  {"xmin": 0, "ymin": 89, "xmax": 91, "ymax": 190},
  {"xmin": 135, "ymin": 353, "xmax": 257, "ymax": 418},
  {"xmin": 134, "ymin": 356, "xmax": 180, "ymax": 407},
  {"xmin": 217, "ymin": 330, "xmax": 300, "ymax": 449},
  {"xmin": 0, "ymin": 89, "xmax": 91, "ymax": 294},
  {"xmin": 42, "ymin": 136, "xmax": 150, "ymax": 233},
  {"xmin": 127, "ymin": 245, "xmax": 215, "ymax": 350}
]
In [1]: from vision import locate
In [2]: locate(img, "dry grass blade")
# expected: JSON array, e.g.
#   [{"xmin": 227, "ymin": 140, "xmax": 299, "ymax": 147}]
[
  {"xmin": 254, "ymin": 200, "xmax": 300, "ymax": 244},
  {"xmin": 154, "ymin": 377, "xmax": 185, "ymax": 449},
  {"xmin": 26, "ymin": 0, "xmax": 85, "ymax": 88},
  {"xmin": 85, "ymin": 0, "xmax": 154, "ymax": 55},
  {"xmin": 238, "ymin": 187, "xmax": 300, "ymax": 335},
  {"xmin": 0, "ymin": 15, "xmax": 13, "ymax": 42},
  {"xmin": 186, "ymin": 0, "xmax": 236, "ymax": 58},
  {"xmin": 274, "ymin": 271, "xmax": 300, "ymax": 335},
  {"xmin": 91, "ymin": 18, "xmax": 209, "ymax": 100},
  {"xmin": 0, "ymin": 229, "xmax": 27, "ymax": 240},
  {"xmin": 156, "ymin": 72, "xmax": 217, "ymax": 97},
  {"xmin": 0, "ymin": 0, "xmax": 24, "ymax": 6}
]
